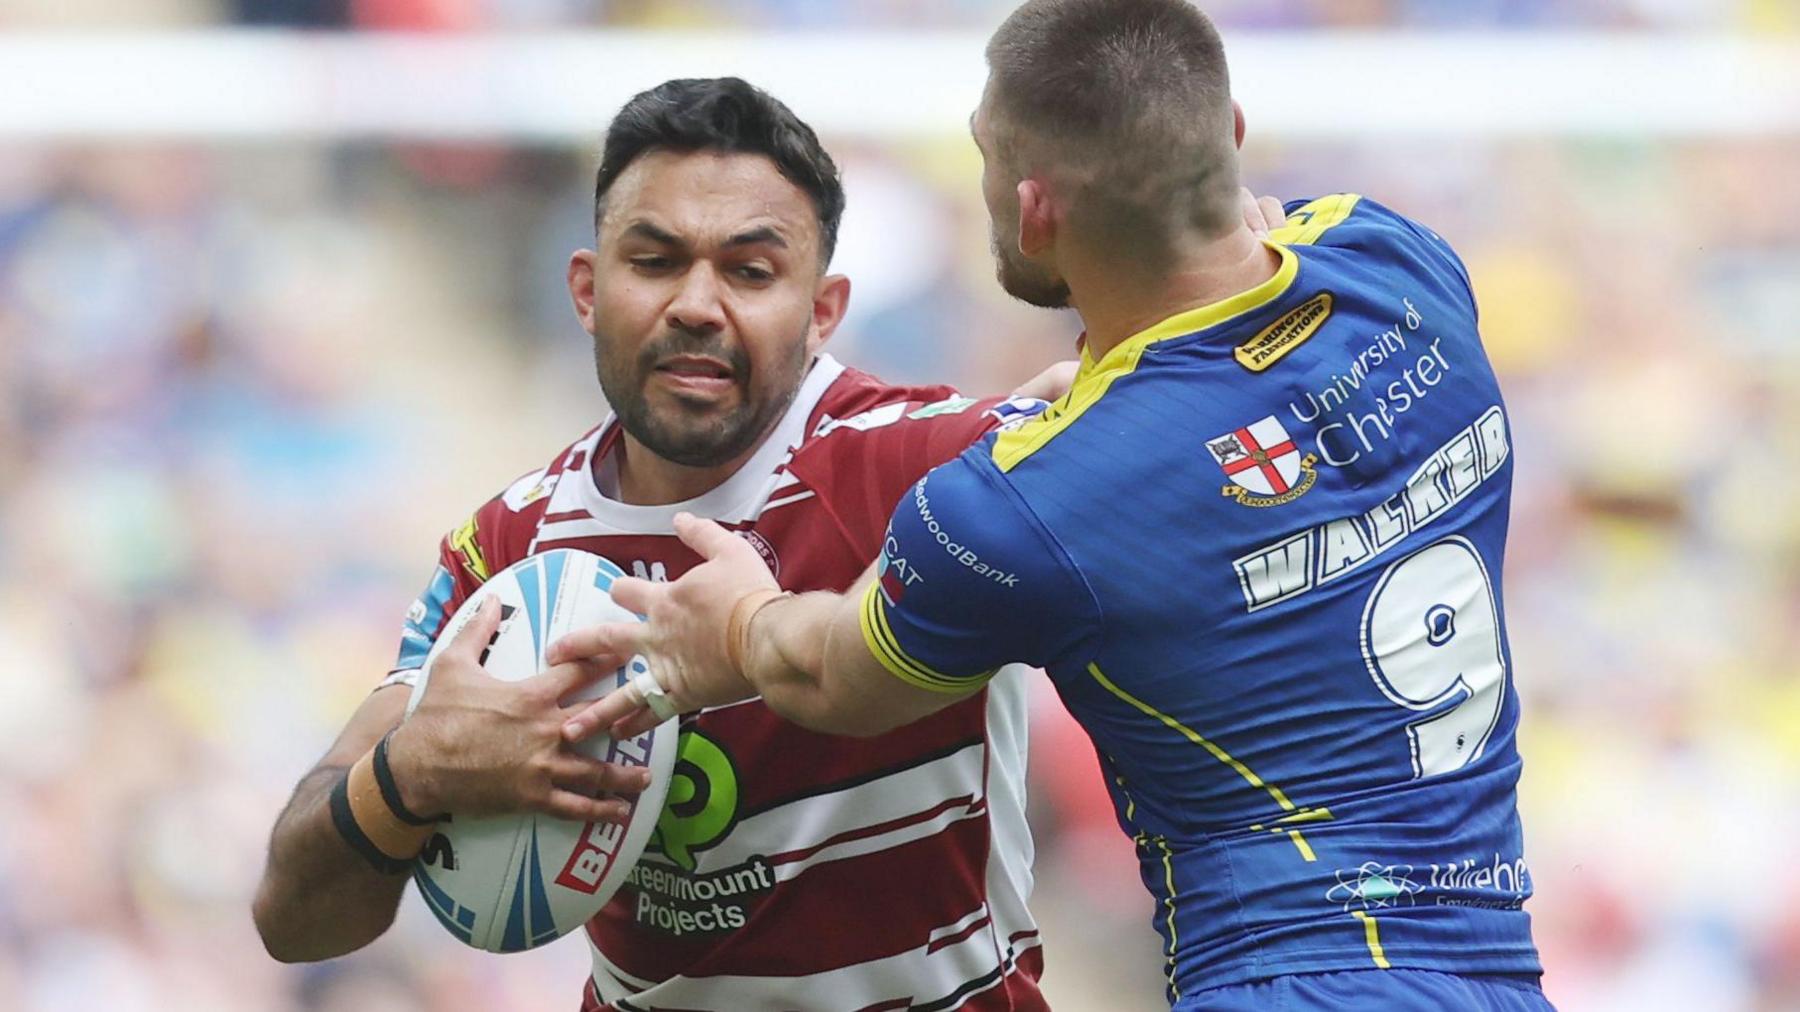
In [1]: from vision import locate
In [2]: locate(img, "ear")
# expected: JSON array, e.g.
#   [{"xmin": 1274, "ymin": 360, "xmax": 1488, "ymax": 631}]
[
  {"xmin": 806, "ymin": 273, "xmax": 852, "ymax": 356},
  {"xmin": 1017, "ymin": 178, "xmax": 1056, "ymax": 258},
  {"xmin": 1233, "ymin": 100, "xmax": 1246, "ymax": 150},
  {"xmin": 567, "ymin": 249, "xmax": 600, "ymax": 334}
]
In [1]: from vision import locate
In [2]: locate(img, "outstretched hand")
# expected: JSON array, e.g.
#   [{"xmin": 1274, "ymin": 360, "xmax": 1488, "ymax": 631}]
[{"xmin": 551, "ymin": 513, "xmax": 779, "ymax": 742}]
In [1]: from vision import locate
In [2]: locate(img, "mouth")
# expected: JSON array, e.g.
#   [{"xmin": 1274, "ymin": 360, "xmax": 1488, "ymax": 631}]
[{"xmin": 652, "ymin": 355, "xmax": 737, "ymax": 399}]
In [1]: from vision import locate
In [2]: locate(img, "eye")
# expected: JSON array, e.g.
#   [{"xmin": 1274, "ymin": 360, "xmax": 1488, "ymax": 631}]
[
  {"xmin": 630, "ymin": 255, "xmax": 675, "ymax": 272},
  {"xmin": 736, "ymin": 265, "xmax": 775, "ymax": 283}
]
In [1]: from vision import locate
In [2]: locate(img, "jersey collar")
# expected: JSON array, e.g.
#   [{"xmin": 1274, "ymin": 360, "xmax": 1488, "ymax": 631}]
[
  {"xmin": 992, "ymin": 242, "xmax": 1299, "ymax": 474},
  {"xmin": 1079, "ymin": 240, "xmax": 1299, "ymax": 376}
]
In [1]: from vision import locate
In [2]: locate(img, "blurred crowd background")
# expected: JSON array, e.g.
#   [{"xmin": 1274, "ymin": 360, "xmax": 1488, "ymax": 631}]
[
  {"xmin": 2, "ymin": 0, "xmax": 1795, "ymax": 30},
  {"xmin": 2, "ymin": 3, "xmax": 1798, "ymax": 1012}
]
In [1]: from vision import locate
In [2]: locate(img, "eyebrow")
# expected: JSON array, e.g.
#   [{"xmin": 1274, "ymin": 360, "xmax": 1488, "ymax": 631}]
[
  {"xmin": 724, "ymin": 226, "xmax": 788, "ymax": 250},
  {"xmin": 622, "ymin": 221, "xmax": 789, "ymax": 252},
  {"xmin": 624, "ymin": 221, "xmax": 685, "ymax": 249}
]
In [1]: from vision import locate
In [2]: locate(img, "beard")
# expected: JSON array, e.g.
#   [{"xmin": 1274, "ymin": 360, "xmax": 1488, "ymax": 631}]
[
  {"xmin": 594, "ymin": 323, "xmax": 808, "ymax": 469},
  {"xmin": 990, "ymin": 228, "xmax": 1070, "ymax": 309}
]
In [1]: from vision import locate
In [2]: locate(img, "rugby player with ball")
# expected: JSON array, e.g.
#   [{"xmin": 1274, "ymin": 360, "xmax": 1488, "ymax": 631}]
[{"xmin": 254, "ymin": 77, "xmax": 1086, "ymax": 1009}]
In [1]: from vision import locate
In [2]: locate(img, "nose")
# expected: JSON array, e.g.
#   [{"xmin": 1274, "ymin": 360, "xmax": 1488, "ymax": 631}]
[{"xmin": 666, "ymin": 262, "xmax": 727, "ymax": 335}]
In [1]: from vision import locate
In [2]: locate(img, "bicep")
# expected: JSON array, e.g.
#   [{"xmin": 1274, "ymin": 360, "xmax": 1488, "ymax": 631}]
[{"xmin": 863, "ymin": 457, "xmax": 1093, "ymax": 690}]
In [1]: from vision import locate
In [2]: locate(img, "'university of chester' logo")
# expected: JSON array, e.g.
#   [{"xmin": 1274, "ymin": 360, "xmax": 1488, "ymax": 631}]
[{"xmin": 1208, "ymin": 416, "xmax": 1319, "ymax": 508}]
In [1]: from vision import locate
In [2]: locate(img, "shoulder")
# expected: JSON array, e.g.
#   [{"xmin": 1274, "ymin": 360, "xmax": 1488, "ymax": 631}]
[
  {"xmin": 805, "ymin": 366, "xmax": 986, "ymax": 443},
  {"xmin": 808, "ymin": 365, "xmax": 961, "ymax": 423},
  {"xmin": 446, "ymin": 425, "xmax": 604, "ymax": 575},
  {"xmin": 796, "ymin": 364, "xmax": 1047, "ymax": 490},
  {"xmin": 869, "ymin": 450, "xmax": 1099, "ymax": 677},
  {"xmin": 889, "ymin": 452, "xmax": 1065, "ymax": 586},
  {"xmin": 878, "ymin": 450, "xmax": 1072, "ymax": 605},
  {"xmin": 1275, "ymin": 193, "xmax": 1474, "ymax": 299},
  {"xmin": 1275, "ymin": 194, "xmax": 1438, "ymax": 252}
]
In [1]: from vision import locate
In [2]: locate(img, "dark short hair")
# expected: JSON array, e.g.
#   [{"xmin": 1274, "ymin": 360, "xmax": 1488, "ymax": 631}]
[
  {"xmin": 986, "ymin": 0, "xmax": 1239, "ymax": 253},
  {"xmin": 593, "ymin": 77, "xmax": 845, "ymax": 267}
]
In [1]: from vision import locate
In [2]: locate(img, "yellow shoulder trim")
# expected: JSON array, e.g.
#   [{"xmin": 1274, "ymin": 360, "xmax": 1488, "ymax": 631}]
[
  {"xmin": 990, "ymin": 346, "xmax": 1142, "ymax": 474},
  {"xmin": 1269, "ymin": 193, "xmax": 1363, "ymax": 246},
  {"xmin": 857, "ymin": 582, "xmax": 995, "ymax": 695},
  {"xmin": 992, "ymin": 242, "xmax": 1300, "ymax": 473}
]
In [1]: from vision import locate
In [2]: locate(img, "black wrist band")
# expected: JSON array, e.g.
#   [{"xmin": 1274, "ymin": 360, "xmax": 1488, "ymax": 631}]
[
  {"xmin": 328, "ymin": 769, "xmax": 415, "ymax": 876},
  {"xmin": 373, "ymin": 729, "xmax": 442, "ymax": 826}
]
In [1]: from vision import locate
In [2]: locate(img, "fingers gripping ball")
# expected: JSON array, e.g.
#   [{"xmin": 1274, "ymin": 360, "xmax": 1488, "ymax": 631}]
[{"xmin": 405, "ymin": 550, "xmax": 678, "ymax": 952}]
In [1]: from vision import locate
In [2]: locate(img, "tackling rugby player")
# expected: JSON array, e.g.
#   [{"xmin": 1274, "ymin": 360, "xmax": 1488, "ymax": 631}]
[{"xmin": 559, "ymin": 4, "xmax": 1552, "ymax": 1009}]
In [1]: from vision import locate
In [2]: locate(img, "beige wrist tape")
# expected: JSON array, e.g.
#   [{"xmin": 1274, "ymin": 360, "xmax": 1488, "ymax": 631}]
[
  {"xmin": 345, "ymin": 751, "xmax": 437, "ymax": 861},
  {"xmin": 727, "ymin": 589, "xmax": 791, "ymax": 677}
]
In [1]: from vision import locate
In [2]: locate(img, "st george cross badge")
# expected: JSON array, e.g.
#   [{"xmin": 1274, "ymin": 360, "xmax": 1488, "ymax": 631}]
[{"xmin": 1206, "ymin": 416, "xmax": 1320, "ymax": 508}]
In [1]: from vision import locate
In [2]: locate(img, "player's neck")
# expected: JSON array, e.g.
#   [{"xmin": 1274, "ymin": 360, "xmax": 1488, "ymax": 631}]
[
  {"xmin": 1070, "ymin": 226, "xmax": 1281, "ymax": 363},
  {"xmin": 609, "ymin": 430, "xmax": 763, "ymax": 507}
]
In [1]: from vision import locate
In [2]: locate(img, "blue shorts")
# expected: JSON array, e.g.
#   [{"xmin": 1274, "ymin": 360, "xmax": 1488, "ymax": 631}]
[{"xmin": 1175, "ymin": 969, "xmax": 1552, "ymax": 1011}]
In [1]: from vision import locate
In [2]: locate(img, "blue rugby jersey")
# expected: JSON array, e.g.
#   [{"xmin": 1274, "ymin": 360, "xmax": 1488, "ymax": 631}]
[{"xmin": 860, "ymin": 196, "xmax": 1541, "ymax": 1002}]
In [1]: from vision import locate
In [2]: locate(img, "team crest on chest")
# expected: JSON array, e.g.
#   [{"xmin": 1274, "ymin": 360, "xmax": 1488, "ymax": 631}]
[
  {"xmin": 738, "ymin": 529, "xmax": 781, "ymax": 579},
  {"xmin": 1208, "ymin": 416, "xmax": 1319, "ymax": 508}
]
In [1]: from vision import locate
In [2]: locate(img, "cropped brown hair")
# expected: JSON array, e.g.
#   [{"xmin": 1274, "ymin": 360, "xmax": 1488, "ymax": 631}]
[{"xmin": 985, "ymin": 0, "xmax": 1239, "ymax": 260}]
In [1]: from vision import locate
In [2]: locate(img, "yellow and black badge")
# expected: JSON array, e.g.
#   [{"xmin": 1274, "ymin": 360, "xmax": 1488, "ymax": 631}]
[
  {"xmin": 448, "ymin": 514, "xmax": 491, "ymax": 582},
  {"xmin": 1236, "ymin": 292, "xmax": 1333, "ymax": 373}
]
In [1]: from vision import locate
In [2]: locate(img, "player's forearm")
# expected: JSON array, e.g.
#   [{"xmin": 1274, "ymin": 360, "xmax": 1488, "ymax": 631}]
[
  {"xmin": 252, "ymin": 767, "xmax": 412, "ymax": 963},
  {"xmin": 744, "ymin": 586, "xmax": 936, "ymax": 738},
  {"xmin": 741, "ymin": 591, "xmax": 865, "ymax": 734}
]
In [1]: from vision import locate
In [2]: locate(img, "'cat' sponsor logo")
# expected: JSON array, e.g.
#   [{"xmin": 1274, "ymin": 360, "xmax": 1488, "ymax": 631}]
[{"xmin": 877, "ymin": 536, "xmax": 922, "ymax": 605}]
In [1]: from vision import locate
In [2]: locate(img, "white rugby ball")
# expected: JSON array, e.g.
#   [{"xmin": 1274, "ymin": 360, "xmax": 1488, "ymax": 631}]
[{"xmin": 404, "ymin": 549, "xmax": 676, "ymax": 953}]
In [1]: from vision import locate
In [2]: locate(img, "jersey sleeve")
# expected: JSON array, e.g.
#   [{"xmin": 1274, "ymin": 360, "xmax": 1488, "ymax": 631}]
[{"xmin": 858, "ymin": 452, "xmax": 1098, "ymax": 693}]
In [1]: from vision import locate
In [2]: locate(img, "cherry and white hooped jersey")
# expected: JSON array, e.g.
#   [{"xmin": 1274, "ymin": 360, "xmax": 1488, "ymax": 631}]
[{"xmin": 386, "ymin": 355, "xmax": 1050, "ymax": 1011}]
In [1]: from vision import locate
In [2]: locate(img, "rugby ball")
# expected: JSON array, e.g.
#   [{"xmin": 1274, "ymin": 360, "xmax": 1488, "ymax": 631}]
[{"xmin": 404, "ymin": 549, "xmax": 676, "ymax": 952}]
